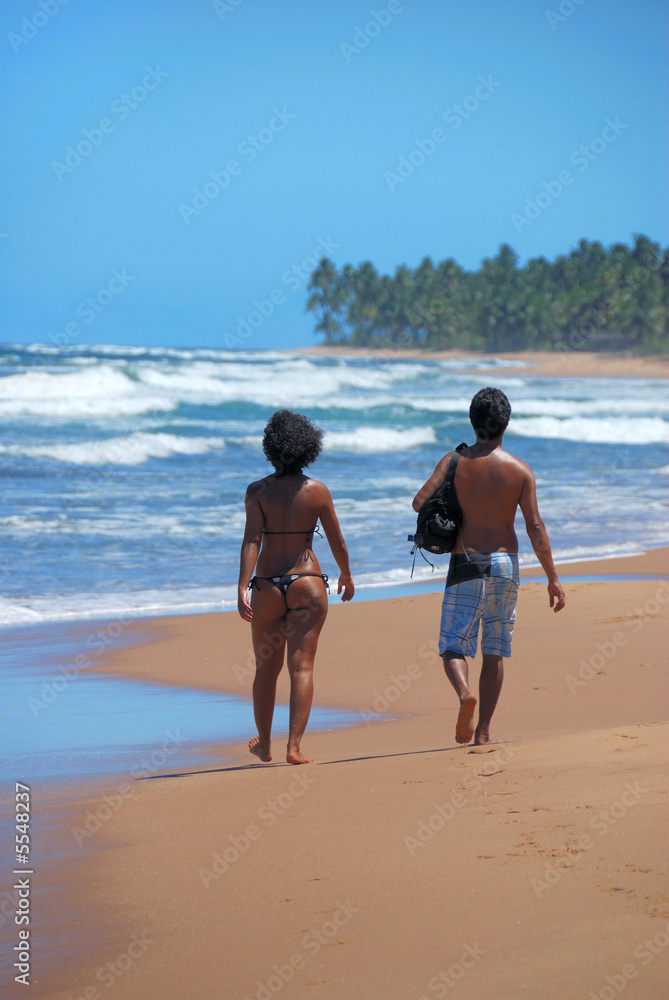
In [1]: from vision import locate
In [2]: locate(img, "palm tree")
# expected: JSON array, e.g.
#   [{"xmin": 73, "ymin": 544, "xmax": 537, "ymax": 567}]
[
  {"xmin": 303, "ymin": 237, "xmax": 669, "ymax": 354},
  {"xmin": 306, "ymin": 258, "xmax": 346, "ymax": 344}
]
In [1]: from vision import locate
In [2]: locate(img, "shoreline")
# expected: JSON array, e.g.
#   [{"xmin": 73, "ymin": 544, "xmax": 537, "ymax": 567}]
[
  {"xmin": 290, "ymin": 346, "xmax": 669, "ymax": 379},
  {"xmin": 83, "ymin": 545, "xmax": 668, "ymax": 713},
  {"xmin": 1, "ymin": 546, "xmax": 666, "ymax": 632},
  {"xmin": 12, "ymin": 546, "xmax": 669, "ymax": 998}
]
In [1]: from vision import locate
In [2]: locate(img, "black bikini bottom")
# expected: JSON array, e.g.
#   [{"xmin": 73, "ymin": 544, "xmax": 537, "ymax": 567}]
[{"xmin": 249, "ymin": 573, "xmax": 330, "ymax": 598}]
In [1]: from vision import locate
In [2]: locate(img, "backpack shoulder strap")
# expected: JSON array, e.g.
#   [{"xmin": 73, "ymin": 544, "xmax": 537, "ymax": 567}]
[
  {"xmin": 445, "ymin": 441, "xmax": 468, "ymax": 483},
  {"xmin": 445, "ymin": 450, "xmax": 460, "ymax": 479},
  {"xmin": 444, "ymin": 443, "xmax": 469, "ymax": 519}
]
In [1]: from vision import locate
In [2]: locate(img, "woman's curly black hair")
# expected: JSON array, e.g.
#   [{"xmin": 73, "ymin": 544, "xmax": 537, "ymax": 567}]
[
  {"xmin": 469, "ymin": 387, "xmax": 512, "ymax": 440},
  {"xmin": 262, "ymin": 409, "xmax": 323, "ymax": 475}
]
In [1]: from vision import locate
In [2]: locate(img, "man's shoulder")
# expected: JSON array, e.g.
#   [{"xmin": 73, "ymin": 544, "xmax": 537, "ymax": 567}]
[{"xmin": 501, "ymin": 449, "xmax": 533, "ymax": 476}]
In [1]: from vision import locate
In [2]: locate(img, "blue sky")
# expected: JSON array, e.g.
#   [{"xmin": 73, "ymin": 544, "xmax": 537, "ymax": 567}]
[{"xmin": 1, "ymin": 0, "xmax": 667, "ymax": 350}]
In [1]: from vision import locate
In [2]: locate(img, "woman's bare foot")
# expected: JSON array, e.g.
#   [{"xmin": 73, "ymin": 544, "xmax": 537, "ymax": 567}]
[
  {"xmin": 455, "ymin": 692, "xmax": 477, "ymax": 744},
  {"xmin": 286, "ymin": 747, "xmax": 313, "ymax": 765},
  {"xmin": 249, "ymin": 736, "xmax": 272, "ymax": 762}
]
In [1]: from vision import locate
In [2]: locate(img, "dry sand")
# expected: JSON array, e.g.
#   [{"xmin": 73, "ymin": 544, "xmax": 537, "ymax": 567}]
[
  {"xmin": 23, "ymin": 549, "xmax": 669, "ymax": 1000},
  {"xmin": 293, "ymin": 346, "xmax": 669, "ymax": 380}
]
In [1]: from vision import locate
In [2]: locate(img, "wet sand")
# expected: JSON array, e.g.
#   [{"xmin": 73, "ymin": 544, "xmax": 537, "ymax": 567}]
[{"xmin": 16, "ymin": 548, "xmax": 669, "ymax": 999}]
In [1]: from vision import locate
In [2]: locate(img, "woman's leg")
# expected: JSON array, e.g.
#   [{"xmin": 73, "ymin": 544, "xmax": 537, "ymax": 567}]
[
  {"xmin": 249, "ymin": 583, "xmax": 288, "ymax": 761},
  {"xmin": 284, "ymin": 578, "xmax": 329, "ymax": 764}
]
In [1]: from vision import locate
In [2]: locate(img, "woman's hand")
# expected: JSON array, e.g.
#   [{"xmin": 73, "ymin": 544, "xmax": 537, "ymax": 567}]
[
  {"xmin": 238, "ymin": 590, "xmax": 253, "ymax": 621},
  {"xmin": 337, "ymin": 574, "xmax": 355, "ymax": 602}
]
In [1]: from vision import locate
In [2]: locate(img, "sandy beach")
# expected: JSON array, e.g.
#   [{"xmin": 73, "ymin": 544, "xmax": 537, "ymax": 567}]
[
  {"xmin": 293, "ymin": 346, "xmax": 669, "ymax": 380},
  {"xmin": 17, "ymin": 547, "xmax": 669, "ymax": 1000}
]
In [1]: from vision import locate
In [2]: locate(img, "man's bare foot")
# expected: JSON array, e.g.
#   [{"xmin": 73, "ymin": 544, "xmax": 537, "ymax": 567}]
[
  {"xmin": 455, "ymin": 693, "xmax": 477, "ymax": 744},
  {"xmin": 286, "ymin": 748, "xmax": 313, "ymax": 765},
  {"xmin": 473, "ymin": 728, "xmax": 497, "ymax": 748},
  {"xmin": 249, "ymin": 736, "xmax": 272, "ymax": 762}
]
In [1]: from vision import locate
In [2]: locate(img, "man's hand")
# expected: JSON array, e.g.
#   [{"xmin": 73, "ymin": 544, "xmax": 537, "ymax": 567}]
[
  {"xmin": 338, "ymin": 574, "xmax": 355, "ymax": 602},
  {"xmin": 238, "ymin": 591, "xmax": 253, "ymax": 621},
  {"xmin": 548, "ymin": 580, "xmax": 565, "ymax": 612}
]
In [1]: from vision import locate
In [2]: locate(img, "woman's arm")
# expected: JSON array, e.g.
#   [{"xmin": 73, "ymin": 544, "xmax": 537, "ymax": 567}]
[
  {"xmin": 319, "ymin": 486, "xmax": 354, "ymax": 602},
  {"xmin": 237, "ymin": 483, "xmax": 264, "ymax": 621}
]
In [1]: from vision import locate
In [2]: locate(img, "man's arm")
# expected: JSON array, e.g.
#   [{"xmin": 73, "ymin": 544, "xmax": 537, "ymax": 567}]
[
  {"xmin": 237, "ymin": 483, "xmax": 264, "ymax": 621},
  {"xmin": 412, "ymin": 453, "xmax": 453, "ymax": 512},
  {"xmin": 519, "ymin": 467, "xmax": 565, "ymax": 612},
  {"xmin": 319, "ymin": 486, "xmax": 354, "ymax": 602}
]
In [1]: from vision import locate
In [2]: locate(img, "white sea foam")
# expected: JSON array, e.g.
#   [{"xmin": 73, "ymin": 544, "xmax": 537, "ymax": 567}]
[
  {"xmin": 0, "ymin": 511, "xmax": 236, "ymax": 537},
  {"xmin": 1, "ymin": 432, "xmax": 225, "ymax": 466},
  {"xmin": 322, "ymin": 426, "xmax": 437, "ymax": 452},
  {"xmin": 509, "ymin": 416, "xmax": 669, "ymax": 444},
  {"xmin": 231, "ymin": 426, "xmax": 437, "ymax": 454},
  {"xmin": 0, "ymin": 366, "xmax": 174, "ymax": 417},
  {"xmin": 7, "ymin": 353, "xmax": 666, "ymax": 425},
  {"xmin": 0, "ymin": 586, "xmax": 232, "ymax": 627},
  {"xmin": 401, "ymin": 395, "xmax": 668, "ymax": 417}
]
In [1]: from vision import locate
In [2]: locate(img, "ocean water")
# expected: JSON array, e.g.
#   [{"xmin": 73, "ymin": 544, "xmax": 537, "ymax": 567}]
[
  {"xmin": 0, "ymin": 343, "xmax": 667, "ymax": 626},
  {"xmin": 0, "ymin": 621, "xmax": 362, "ymax": 784}
]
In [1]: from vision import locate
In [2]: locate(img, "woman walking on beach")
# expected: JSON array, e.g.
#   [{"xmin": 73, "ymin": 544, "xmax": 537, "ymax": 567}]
[{"xmin": 238, "ymin": 409, "xmax": 354, "ymax": 764}]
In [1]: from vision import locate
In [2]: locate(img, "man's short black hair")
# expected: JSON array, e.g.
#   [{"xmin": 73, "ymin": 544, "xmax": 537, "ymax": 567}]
[
  {"xmin": 262, "ymin": 409, "xmax": 323, "ymax": 475},
  {"xmin": 469, "ymin": 387, "xmax": 512, "ymax": 440}
]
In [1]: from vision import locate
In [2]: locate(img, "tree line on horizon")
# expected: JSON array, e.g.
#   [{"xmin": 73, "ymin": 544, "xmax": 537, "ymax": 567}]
[{"xmin": 305, "ymin": 235, "xmax": 669, "ymax": 353}]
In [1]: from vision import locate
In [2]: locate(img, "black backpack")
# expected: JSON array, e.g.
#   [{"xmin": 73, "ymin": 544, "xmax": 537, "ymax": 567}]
[{"xmin": 409, "ymin": 443, "xmax": 468, "ymax": 569}]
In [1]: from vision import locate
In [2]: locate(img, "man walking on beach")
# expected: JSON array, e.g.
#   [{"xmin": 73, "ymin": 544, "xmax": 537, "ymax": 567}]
[{"xmin": 413, "ymin": 387, "xmax": 565, "ymax": 747}]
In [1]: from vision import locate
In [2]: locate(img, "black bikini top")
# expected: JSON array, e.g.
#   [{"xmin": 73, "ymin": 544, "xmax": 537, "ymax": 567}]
[{"xmin": 262, "ymin": 525, "xmax": 321, "ymax": 538}]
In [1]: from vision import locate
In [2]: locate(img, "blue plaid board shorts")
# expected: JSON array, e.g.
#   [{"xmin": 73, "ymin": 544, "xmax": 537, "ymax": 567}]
[{"xmin": 439, "ymin": 553, "xmax": 519, "ymax": 658}]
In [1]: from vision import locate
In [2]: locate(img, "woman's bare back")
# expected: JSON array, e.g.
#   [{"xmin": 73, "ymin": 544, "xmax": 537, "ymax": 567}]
[{"xmin": 253, "ymin": 474, "xmax": 329, "ymax": 576}]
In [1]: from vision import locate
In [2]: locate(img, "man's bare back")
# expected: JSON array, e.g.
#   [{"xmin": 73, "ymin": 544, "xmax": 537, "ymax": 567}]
[
  {"xmin": 413, "ymin": 438, "xmax": 563, "ymax": 607},
  {"xmin": 412, "ymin": 387, "xmax": 564, "ymax": 747}
]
